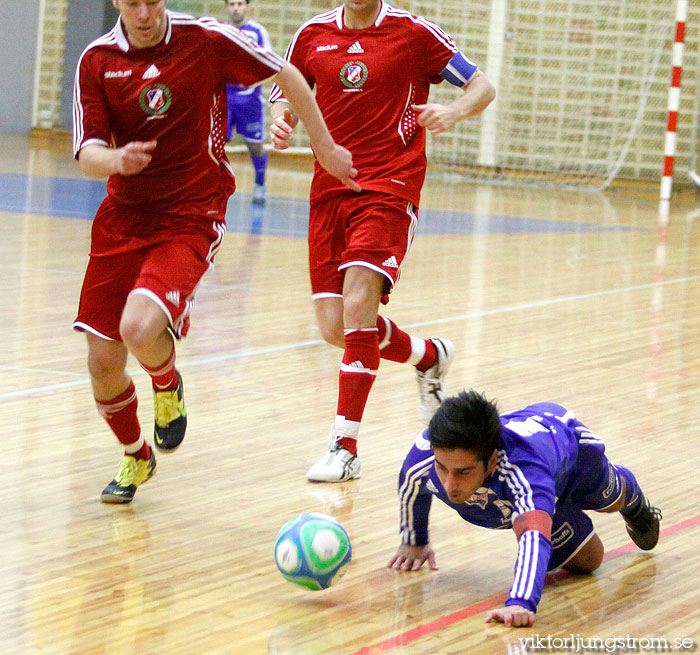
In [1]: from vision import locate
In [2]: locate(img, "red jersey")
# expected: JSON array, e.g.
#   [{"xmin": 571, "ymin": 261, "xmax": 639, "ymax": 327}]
[
  {"xmin": 269, "ymin": 2, "xmax": 462, "ymax": 206},
  {"xmin": 74, "ymin": 11, "xmax": 284, "ymax": 210}
]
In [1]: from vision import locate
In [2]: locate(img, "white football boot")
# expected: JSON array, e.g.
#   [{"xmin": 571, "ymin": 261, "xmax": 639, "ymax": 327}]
[
  {"xmin": 416, "ymin": 338, "xmax": 456, "ymax": 424},
  {"xmin": 306, "ymin": 425, "xmax": 362, "ymax": 483}
]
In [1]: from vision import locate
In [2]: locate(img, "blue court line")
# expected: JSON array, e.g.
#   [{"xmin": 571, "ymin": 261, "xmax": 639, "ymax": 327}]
[
  {"xmin": 0, "ymin": 172, "xmax": 643, "ymax": 236},
  {"xmin": 0, "ymin": 173, "xmax": 108, "ymax": 219},
  {"xmin": 1, "ymin": 273, "xmax": 697, "ymax": 401}
]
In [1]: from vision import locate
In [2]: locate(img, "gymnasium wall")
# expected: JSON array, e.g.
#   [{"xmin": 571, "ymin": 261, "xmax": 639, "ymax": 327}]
[
  {"xmin": 29, "ymin": 1, "xmax": 700, "ymax": 187},
  {"xmin": 0, "ymin": 0, "xmax": 40, "ymax": 134}
]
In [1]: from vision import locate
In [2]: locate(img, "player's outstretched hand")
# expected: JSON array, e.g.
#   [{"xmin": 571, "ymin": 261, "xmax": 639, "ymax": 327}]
[
  {"xmin": 388, "ymin": 544, "xmax": 438, "ymax": 571},
  {"xmin": 485, "ymin": 606, "xmax": 536, "ymax": 628},
  {"xmin": 270, "ymin": 107, "xmax": 298, "ymax": 151},
  {"xmin": 117, "ymin": 140, "xmax": 157, "ymax": 176},
  {"xmin": 411, "ymin": 103, "xmax": 458, "ymax": 136},
  {"xmin": 314, "ymin": 144, "xmax": 360, "ymax": 192}
]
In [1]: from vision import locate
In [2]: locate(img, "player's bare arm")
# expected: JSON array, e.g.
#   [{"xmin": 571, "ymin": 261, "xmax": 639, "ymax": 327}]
[
  {"xmin": 269, "ymin": 103, "xmax": 298, "ymax": 151},
  {"xmin": 412, "ymin": 71, "xmax": 496, "ymax": 136},
  {"xmin": 271, "ymin": 63, "xmax": 360, "ymax": 192},
  {"xmin": 78, "ymin": 141, "xmax": 157, "ymax": 179},
  {"xmin": 388, "ymin": 544, "xmax": 438, "ymax": 571},
  {"xmin": 485, "ymin": 605, "xmax": 536, "ymax": 628}
]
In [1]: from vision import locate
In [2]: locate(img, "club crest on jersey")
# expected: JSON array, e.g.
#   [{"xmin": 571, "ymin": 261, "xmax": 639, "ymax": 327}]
[
  {"xmin": 466, "ymin": 487, "xmax": 493, "ymax": 509},
  {"xmin": 139, "ymin": 83, "xmax": 172, "ymax": 115},
  {"xmin": 340, "ymin": 60, "xmax": 368, "ymax": 89},
  {"xmin": 493, "ymin": 499, "xmax": 513, "ymax": 521}
]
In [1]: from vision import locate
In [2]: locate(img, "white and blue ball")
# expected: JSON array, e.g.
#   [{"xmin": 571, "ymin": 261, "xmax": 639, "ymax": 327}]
[{"xmin": 274, "ymin": 513, "xmax": 351, "ymax": 591}]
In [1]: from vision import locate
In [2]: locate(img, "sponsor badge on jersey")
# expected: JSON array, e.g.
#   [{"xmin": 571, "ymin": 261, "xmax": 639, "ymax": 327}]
[
  {"xmin": 551, "ymin": 521, "xmax": 574, "ymax": 548},
  {"xmin": 139, "ymin": 83, "xmax": 172, "ymax": 115},
  {"xmin": 340, "ymin": 61, "xmax": 368, "ymax": 89}
]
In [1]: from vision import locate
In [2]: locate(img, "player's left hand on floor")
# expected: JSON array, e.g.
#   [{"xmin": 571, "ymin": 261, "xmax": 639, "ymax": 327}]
[
  {"xmin": 387, "ymin": 544, "xmax": 438, "ymax": 571},
  {"xmin": 485, "ymin": 606, "xmax": 536, "ymax": 628}
]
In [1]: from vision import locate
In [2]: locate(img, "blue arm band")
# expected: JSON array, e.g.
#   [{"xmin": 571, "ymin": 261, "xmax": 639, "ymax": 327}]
[{"xmin": 440, "ymin": 51, "xmax": 479, "ymax": 88}]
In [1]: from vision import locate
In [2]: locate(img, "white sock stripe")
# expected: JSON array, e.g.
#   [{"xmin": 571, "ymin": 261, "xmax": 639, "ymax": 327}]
[
  {"xmin": 334, "ymin": 416, "xmax": 361, "ymax": 437},
  {"xmin": 141, "ymin": 349, "xmax": 176, "ymax": 377},
  {"xmin": 343, "ymin": 327, "xmax": 379, "ymax": 335},
  {"xmin": 339, "ymin": 363, "xmax": 378, "ymax": 375},
  {"xmin": 378, "ymin": 316, "xmax": 392, "ymax": 350},
  {"xmin": 95, "ymin": 390, "xmax": 137, "ymax": 418},
  {"xmin": 407, "ymin": 335, "xmax": 427, "ymax": 366},
  {"xmin": 123, "ymin": 434, "xmax": 145, "ymax": 454},
  {"xmin": 311, "ymin": 292, "xmax": 343, "ymax": 300}
]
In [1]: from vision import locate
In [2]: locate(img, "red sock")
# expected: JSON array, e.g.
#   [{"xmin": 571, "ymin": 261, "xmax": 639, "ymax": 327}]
[
  {"xmin": 95, "ymin": 381, "xmax": 150, "ymax": 460},
  {"xmin": 129, "ymin": 441, "xmax": 152, "ymax": 461},
  {"xmin": 416, "ymin": 340, "xmax": 438, "ymax": 372},
  {"xmin": 376, "ymin": 316, "xmax": 437, "ymax": 371},
  {"xmin": 141, "ymin": 345, "xmax": 178, "ymax": 391},
  {"xmin": 335, "ymin": 436, "xmax": 358, "ymax": 456},
  {"xmin": 336, "ymin": 327, "xmax": 380, "ymax": 455}
]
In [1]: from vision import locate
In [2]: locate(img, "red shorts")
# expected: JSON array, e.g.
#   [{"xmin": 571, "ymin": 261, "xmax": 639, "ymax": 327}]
[
  {"xmin": 73, "ymin": 196, "xmax": 227, "ymax": 341},
  {"xmin": 308, "ymin": 191, "xmax": 418, "ymax": 304}
]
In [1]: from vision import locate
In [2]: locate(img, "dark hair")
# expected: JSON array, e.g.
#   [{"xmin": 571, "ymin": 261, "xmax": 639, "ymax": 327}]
[{"xmin": 427, "ymin": 390, "xmax": 502, "ymax": 464}]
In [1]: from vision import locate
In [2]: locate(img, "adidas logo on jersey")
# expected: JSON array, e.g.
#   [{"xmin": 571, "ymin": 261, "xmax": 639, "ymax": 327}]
[
  {"xmin": 347, "ymin": 41, "xmax": 364, "ymax": 54},
  {"xmin": 142, "ymin": 64, "xmax": 161, "ymax": 80},
  {"xmin": 382, "ymin": 256, "xmax": 399, "ymax": 268}
]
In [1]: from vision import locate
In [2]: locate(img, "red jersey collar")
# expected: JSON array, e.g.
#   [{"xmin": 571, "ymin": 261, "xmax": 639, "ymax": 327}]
[{"xmin": 336, "ymin": 1, "xmax": 389, "ymax": 30}]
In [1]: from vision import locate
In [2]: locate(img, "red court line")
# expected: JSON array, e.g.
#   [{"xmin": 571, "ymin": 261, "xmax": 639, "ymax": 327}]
[{"xmin": 352, "ymin": 514, "xmax": 700, "ymax": 655}]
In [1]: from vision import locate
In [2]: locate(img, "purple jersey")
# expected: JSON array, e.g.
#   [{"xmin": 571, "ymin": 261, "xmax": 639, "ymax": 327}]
[
  {"xmin": 227, "ymin": 19, "xmax": 272, "ymax": 97},
  {"xmin": 398, "ymin": 402, "xmax": 620, "ymax": 612}
]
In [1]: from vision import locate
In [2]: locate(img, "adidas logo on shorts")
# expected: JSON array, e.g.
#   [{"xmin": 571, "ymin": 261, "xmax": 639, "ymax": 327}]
[
  {"xmin": 165, "ymin": 290, "xmax": 181, "ymax": 306},
  {"xmin": 382, "ymin": 256, "xmax": 399, "ymax": 268}
]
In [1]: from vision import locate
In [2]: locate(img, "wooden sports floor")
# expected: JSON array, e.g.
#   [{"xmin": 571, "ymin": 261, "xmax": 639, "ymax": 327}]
[{"xmin": 2, "ymin": 134, "xmax": 700, "ymax": 654}]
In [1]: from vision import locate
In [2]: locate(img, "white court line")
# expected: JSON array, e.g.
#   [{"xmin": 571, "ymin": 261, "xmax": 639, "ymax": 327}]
[
  {"xmin": 402, "ymin": 274, "xmax": 700, "ymax": 329},
  {"xmin": 1, "ymin": 274, "xmax": 698, "ymax": 401},
  {"xmin": 0, "ymin": 365, "xmax": 85, "ymax": 376}
]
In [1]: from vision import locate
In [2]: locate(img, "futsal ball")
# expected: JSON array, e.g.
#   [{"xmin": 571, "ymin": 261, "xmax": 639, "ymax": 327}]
[{"xmin": 274, "ymin": 512, "xmax": 352, "ymax": 591}]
